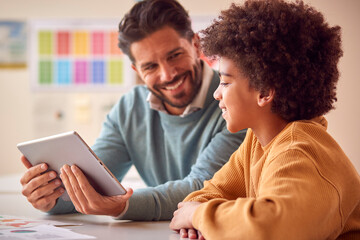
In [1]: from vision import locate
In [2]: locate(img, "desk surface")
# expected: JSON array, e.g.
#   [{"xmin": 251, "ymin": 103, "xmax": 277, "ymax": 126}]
[{"xmin": 0, "ymin": 180, "xmax": 181, "ymax": 240}]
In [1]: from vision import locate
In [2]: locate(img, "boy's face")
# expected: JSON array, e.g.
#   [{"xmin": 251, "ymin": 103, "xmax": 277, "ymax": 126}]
[
  {"xmin": 130, "ymin": 26, "xmax": 202, "ymax": 115},
  {"xmin": 214, "ymin": 57, "xmax": 259, "ymax": 133}
]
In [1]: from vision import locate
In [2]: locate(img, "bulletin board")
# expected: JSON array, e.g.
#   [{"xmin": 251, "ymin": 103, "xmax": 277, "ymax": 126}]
[
  {"xmin": 29, "ymin": 19, "xmax": 135, "ymax": 92},
  {"xmin": 29, "ymin": 16, "xmax": 216, "ymax": 92}
]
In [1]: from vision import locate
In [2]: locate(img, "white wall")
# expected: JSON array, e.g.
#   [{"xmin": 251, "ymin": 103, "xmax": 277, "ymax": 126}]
[{"xmin": 0, "ymin": 0, "xmax": 359, "ymax": 176}]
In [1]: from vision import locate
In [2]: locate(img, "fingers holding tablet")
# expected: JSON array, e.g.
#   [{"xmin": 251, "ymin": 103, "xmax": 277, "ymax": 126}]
[
  {"xmin": 60, "ymin": 164, "xmax": 133, "ymax": 217},
  {"xmin": 60, "ymin": 164, "xmax": 88, "ymax": 213},
  {"xmin": 20, "ymin": 156, "xmax": 65, "ymax": 212},
  {"xmin": 20, "ymin": 155, "xmax": 32, "ymax": 169}
]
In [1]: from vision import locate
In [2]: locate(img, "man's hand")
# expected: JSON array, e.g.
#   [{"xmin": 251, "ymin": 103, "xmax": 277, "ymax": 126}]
[
  {"xmin": 60, "ymin": 164, "xmax": 133, "ymax": 217},
  {"xmin": 20, "ymin": 155, "xmax": 65, "ymax": 212},
  {"xmin": 170, "ymin": 201, "xmax": 205, "ymax": 239}
]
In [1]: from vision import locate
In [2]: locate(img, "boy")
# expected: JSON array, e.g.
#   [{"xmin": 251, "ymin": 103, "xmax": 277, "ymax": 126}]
[{"xmin": 170, "ymin": 0, "xmax": 360, "ymax": 239}]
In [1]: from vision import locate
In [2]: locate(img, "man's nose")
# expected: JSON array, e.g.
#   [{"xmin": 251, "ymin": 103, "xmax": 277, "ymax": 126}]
[{"xmin": 159, "ymin": 62, "xmax": 176, "ymax": 82}]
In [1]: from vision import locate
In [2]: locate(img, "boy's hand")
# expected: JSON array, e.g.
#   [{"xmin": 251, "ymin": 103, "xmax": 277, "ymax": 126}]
[
  {"xmin": 169, "ymin": 201, "xmax": 203, "ymax": 238},
  {"xmin": 178, "ymin": 228, "xmax": 205, "ymax": 240}
]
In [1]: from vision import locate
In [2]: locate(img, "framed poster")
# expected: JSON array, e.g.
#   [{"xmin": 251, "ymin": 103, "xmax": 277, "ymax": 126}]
[
  {"xmin": 29, "ymin": 19, "xmax": 135, "ymax": 91},
  {"xmin": 0, "ymin": 21, "xmax": 27, "ymax": 68}
]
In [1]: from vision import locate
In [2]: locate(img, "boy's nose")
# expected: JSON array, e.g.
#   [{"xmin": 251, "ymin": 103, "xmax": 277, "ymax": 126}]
[{"xmin": 213, "ymin": 85, "xmax": 222, "ymax": 100}]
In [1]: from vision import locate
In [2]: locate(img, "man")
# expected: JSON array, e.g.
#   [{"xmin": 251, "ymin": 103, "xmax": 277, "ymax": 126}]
[{"xmin": 20, "ymin": 0, "xmax": 245, "ymax": 221}]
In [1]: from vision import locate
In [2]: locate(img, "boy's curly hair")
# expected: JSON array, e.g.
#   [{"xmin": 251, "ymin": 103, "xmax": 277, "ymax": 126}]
[{"xmin": 201, "ymin": 0, "xmax": 343, "ymax": 121}]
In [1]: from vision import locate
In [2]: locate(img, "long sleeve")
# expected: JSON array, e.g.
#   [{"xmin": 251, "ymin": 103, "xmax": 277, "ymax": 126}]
[{"xmin": 184, "ymin": 147, "xmax": 247, "ymax": 203}]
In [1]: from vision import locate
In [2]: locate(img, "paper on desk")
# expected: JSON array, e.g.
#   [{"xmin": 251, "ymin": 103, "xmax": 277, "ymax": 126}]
[
  {"xmin": 0, "ymin": 224, "xmax": 95, "ymax": 240},
  {"xmin": 0, "ymin": 215, "xmax": 81, "ymax": 230}
]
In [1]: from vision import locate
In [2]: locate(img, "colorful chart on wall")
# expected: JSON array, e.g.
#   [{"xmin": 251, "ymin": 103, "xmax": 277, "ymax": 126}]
[
  {"xmin": 29, "ymin": 17, "xmax": 216, "ymax": 91},
  {"xmin": 29, "ymin": 19, "xmax": 135, "ymax": 91}
]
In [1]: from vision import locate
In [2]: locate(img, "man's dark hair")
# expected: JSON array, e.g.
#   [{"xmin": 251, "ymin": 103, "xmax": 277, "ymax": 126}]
[
  {"xmin": 201, "ymin": 0, "xmax": 343, "ymax": 121},
  {"xmin": 118, "ymin": 0, "xmax": 194, "ymax": 62}
]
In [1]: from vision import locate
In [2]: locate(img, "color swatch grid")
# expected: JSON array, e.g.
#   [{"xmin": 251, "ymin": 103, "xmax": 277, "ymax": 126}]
[{"xmin": 36, "ymin": 29, "xmax": 126, "ymax": 89}]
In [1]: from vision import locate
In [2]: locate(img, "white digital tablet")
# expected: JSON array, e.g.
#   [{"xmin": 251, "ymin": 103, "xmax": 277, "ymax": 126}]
[{"xmin": 17, "ymin": 131, "xmax": 127, "ymax": 201}]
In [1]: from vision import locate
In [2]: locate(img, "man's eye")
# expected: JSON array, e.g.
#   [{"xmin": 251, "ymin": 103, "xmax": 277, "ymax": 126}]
[
  {"xmin": 169, "ymin": 52, "xmax": 181, "ymax": 60},
  {"xmin": 144, "ymin": 64, "xmax": 157, "ymax": 71},
  {"xmin": 220, "ymin": 82, "xmax": 229, "ymax": 86}
]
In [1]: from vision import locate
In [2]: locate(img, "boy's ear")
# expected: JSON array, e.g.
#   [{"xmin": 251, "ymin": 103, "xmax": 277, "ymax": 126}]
[{"xmin": 257, "ymin": 89, "xmax": 275, "ymax": 107}]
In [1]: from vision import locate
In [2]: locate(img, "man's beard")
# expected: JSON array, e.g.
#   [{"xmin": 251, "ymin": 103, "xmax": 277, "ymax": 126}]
[{"xmin": 150, "ymin": 61, "xmax": 202, "ymax": 108}]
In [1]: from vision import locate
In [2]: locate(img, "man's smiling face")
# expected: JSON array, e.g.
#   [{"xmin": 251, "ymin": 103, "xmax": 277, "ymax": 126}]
[{"xmin": 130, "ymin": 26, "xmax": 202, "ymax": 115}]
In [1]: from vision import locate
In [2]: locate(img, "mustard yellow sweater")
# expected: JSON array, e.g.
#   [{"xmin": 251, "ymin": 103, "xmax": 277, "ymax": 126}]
[{"xmin": 185, "ymin": 117, "xmax": 360, "ymax": 240}]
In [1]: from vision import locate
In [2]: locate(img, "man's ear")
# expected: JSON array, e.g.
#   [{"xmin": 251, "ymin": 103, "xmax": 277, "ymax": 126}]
[
  {"xmin": 131, "ymin": 64, "xmax": 144, "ymax": 84},
  {"xmin": 131, "ymin": 64, "xmax": 137, "ymax": 72},
  {"xmin": 257, "ymin": 89, "xmax": 275, "ymax": 107},
  {"xmin": 192, "ymin": 33, "xmax": 201, "ymax": 57}
]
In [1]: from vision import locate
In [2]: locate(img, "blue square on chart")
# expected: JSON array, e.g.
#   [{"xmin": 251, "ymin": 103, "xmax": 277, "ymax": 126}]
[{"xmin": 56, "ymin": 60, "xmax": 71, "ymax": 85}]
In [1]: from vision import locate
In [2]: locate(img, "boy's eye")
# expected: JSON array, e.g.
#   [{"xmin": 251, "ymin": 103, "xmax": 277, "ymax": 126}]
[{"xmin": 220, "ymin": 82, "xmax": 229, "ymax": 86}]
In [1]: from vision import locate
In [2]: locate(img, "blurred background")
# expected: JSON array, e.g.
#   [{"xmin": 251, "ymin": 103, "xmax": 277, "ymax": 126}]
[{"xmin": 0, "ymin": 0, "xmax": 359, "ymax": 186}]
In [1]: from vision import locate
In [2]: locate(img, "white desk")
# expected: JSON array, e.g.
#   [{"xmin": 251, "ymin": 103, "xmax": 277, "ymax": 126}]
[
  {"xmin": 0, "ymin": 175, "xmax": 181, "ymax": 240},
  {"xmin": 0, "ymin": 193, "xmax": 180, "ymax": 240}
]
